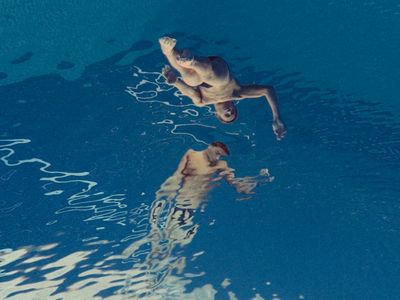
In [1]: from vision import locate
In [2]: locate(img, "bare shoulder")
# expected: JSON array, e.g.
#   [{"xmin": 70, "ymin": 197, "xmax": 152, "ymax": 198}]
[
  {"xmin": 178, "ymin": 149, "xmax": 195, "ymax": 163},
  {"xmin": 185, "ymin": 149, "xmax": 205, "ymax": 161},
  {"xmin": 185, "ymin": 149, "xmax": 197, "ymax": 156}
]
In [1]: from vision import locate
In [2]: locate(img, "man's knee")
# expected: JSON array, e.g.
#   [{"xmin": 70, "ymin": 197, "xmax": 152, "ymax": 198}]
[
  {"xmin": 184, "ymin": 89, "xmax": 204, "ymax": 106},
  {"xmin": 191, "ymin": 93, "xmax": 205, "ymax": 106}
]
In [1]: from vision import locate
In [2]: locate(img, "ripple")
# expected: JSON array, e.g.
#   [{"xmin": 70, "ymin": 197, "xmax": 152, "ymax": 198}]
[
  {"xmin": 0, "ymin": 139, "xmax": 128, "ymax": 226},
  {"xmin": 0, "ymin": 239, "xmax": 268, "ymax": 300},
  {"xmin": 125, "ymin": 66, "xmax": 255, "ymax": 146}
]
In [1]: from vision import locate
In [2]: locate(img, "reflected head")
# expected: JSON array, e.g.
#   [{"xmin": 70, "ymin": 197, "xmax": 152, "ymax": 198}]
[{"xmin": 210, "ymin": 141, "xmax": 230, "ymax": 156}]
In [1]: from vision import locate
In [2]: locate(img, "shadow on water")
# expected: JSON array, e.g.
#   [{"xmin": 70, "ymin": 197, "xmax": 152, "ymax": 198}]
[
  {"xmin": 0, "ymin": 34, "xmax": 399, "ymax": 299},
  {"xmin": 10, "ymin": 51, "xmax": 34, "ymax": 65}
]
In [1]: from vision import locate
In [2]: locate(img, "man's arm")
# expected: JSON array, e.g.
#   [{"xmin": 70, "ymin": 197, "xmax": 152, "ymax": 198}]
[
  {"xmin": 237, "ymin": 84, "xmax": 286, "ymax": 140},
  {"xmin": 217, "ymin": 161, "xmax": 256, "ymax": 194}
]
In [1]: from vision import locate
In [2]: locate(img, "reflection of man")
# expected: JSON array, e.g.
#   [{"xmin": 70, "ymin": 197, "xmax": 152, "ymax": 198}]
[
  {"xmin": 159, "ymin": 36, "xmax": 286, "ymax": 140},
  {"xmin": 123, "ymin": 142, "xmax": 272, "ymax": 297}
]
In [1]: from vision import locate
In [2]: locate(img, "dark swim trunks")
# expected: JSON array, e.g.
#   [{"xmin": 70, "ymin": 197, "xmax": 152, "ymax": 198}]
[{"xmin": 172, "ymin": 206, "xmax": 195, "ymax": 226}]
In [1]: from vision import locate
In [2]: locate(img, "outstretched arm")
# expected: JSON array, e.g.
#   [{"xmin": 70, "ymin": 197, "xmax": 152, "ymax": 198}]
[
  {"xmin": 238, "ymin": 85, "xmax": 286, "ymax": 140},
  {"xmin": 217, "ymin": 162, "xmax": 257, "ymax": 194}
]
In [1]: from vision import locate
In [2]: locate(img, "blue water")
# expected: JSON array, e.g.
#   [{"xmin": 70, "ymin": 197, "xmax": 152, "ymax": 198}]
[{"xmin": 1, "ymin": 1, "xmax": 399, "ymax": 299}]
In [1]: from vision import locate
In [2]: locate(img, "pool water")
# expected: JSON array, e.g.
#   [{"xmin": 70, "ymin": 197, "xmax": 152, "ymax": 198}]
[{"xmin": 1, "ymin": 1, "xmax": 399, "ymax": 299}]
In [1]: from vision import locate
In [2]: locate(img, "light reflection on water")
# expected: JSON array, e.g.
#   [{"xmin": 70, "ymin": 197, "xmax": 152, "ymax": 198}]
[
  {"xmin": 0, "ymin": 140, "xmax": 272, "ymax": 299},
  {"xmin": 0, "ymin": 241, "xmax": 220, "ymax": 299},
  {"xmin": 125, "ymin": 66, "xmax": 253, "ymax": 146},
  {"xmin": 1, "ymin": 36, "xmax": 399, "ymax": 299},
  {"xmin": 0, "ymin": 139, "xmax": 129, "ymax": 226},
  {"xmin": 121, "ymin": 143, "xmax": 272, "ymax": 298},
  {"xmin": 0, "ymin": 241, "xmax": 220, "ymax": 300}
]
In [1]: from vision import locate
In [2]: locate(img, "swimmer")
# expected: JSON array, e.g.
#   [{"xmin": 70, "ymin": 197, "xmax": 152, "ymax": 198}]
[
  {"xmin": 123, "ymin": 142, "xmax": 271, "ymax": 271},
  {"xmin": 159, "ymin": 36, "xmax": 287, "ymax": 140},
  {"xmin": 158, "ymin": 141, "xmax": 260, "ymax": 211}
]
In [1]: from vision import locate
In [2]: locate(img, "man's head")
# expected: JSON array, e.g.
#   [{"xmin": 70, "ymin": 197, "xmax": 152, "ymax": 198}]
[
  {"xmin": 215, "ymin": 101, "xmax": 237, "ymax": 124},
  {"xmin": 209, "ymin": 141, "xmax": 230, "ymax": 156}
]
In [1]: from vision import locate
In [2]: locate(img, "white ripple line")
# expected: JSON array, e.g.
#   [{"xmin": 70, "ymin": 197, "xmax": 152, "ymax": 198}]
[
  {"xmin": 125, "ymin": 66, "xmax": 213, "ymax": 113},
  {"xmin": 0, "ymin": 138, "xmax": 128, "ymax": 226},
  {"xmin": 171, "ymin": 124, "xmax": 216, "ymax": 145},
  {"xmin": 125, "ymin": 66, "xmax": 219, "ymax": 146},
  {"xmin": 0, "ymin": 139, "xmax": 97, "ymax": 195}
]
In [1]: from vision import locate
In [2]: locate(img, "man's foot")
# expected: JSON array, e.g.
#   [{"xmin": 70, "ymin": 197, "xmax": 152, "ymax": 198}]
[
  {"xmin": 159, "ymin": 36, "xmax": 177, "ymax": 55},
  {"xmin": 162, "ymin": 65, "xmax": 178, "ymax": 85}
]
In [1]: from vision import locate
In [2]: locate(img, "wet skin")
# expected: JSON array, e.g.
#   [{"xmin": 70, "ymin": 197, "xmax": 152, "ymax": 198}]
[{"xmin": 159, "ymin": 36, "xmax": 287, "ymax": 140}]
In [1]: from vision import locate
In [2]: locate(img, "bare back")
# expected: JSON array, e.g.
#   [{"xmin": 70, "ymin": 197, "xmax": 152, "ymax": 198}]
[{"xmin": 197, "ymin": 56, "xmax": 241, "ymax": 103}]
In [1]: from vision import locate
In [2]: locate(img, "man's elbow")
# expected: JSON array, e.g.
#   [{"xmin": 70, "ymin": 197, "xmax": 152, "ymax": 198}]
[{"xmin": 263, "ymin": 85, "xmax": 275, "ymax": 95}]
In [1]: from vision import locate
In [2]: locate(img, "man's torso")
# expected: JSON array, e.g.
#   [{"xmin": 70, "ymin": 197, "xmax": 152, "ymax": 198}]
[{"xmin": 198, "ymin": 57, "xmax": 241, "ymax": 103}]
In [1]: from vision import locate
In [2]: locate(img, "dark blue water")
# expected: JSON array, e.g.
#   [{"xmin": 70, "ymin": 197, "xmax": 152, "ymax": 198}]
[{"xmin": 1, "ymin": 1, "xmax": 399, "ymax": 299}]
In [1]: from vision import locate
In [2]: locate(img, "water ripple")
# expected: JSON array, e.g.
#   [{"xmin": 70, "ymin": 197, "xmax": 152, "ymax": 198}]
[{"xmin": 0, "ymin": 139, "xmax": 128, "ymax": 226}]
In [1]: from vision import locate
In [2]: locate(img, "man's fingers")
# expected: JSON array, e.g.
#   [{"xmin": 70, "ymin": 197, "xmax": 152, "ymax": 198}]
[{"xmin": 274, "ymin": 126, "xmax": 286, "ymax": 141}]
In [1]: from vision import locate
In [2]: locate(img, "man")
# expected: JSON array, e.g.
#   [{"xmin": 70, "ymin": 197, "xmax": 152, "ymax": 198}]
[
  {"xmin": 159, "ymin": 36, "xmax": 287, "ymax": 140},
  {"xmin": 122, "ymin": 142, "xmax": 270, "ymax": 295}
]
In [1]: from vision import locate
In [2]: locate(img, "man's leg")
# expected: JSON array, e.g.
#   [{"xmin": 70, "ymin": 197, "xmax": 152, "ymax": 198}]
[
  {"xmin": 159, "ymin": 37, "xmax": 202, "ymax": 86},
  {"xmin": 162, "ymin": 66, "xmax": 204, "ymax": 107},
  {"xmin": 176, "ymin": 55, "xmax": 231, "ymax": 86},
  {"xmin": 159, "ymin": 37, "xmax": 228, "ymax": 86},
  {"xmin": 176, "ymin": 55, "xmax": 213, "ymax": 77}
]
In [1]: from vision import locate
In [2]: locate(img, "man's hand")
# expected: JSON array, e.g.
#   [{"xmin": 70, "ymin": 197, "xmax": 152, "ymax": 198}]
[
  {"xmin": 272, "ymin": 118, "xmax": 287, "ymax": 140},
  {"xmin": 162, "ymin": 65, "xmax": 178, "ymax": 85},
  {"xmin": 233, "ymin": 177, "xmax": 257, "ymax": 194}
]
